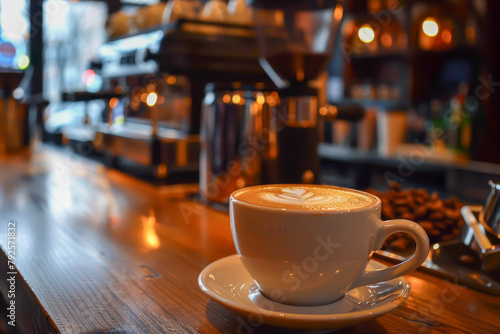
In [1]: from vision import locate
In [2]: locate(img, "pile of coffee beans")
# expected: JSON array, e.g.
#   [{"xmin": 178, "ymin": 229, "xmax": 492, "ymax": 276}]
[{"xmin": 366, "ymin": 182, "xmax": 465, "ymax": 252}]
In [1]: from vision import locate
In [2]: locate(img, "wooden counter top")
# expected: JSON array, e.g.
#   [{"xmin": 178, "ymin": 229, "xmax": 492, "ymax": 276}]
[{"xmin": 0, "ymin": 147, "xmax": 499, "ymax": 333}]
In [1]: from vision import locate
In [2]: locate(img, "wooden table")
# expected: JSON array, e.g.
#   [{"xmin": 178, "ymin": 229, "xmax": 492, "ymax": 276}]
[{"xmin": 0, "ymin": 147, "xmax": 499, "ymax": 334}]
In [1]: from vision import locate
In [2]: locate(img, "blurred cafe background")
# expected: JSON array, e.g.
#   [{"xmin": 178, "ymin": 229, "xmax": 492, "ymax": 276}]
[{"xmin": 1, "ymin": 0, "xmax": 499, "ymax": 204}]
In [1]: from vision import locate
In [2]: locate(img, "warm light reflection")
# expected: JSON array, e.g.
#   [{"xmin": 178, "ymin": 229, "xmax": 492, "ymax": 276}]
[
  {"xmin": 441, "ymin": 29, "xmax": 452, "ymax": 44},
  {"xmin": 342, "ymin": 19, "xmax": 355, "ymax": 36},
  {"xmin": 381, "ymin": 33, "xmax": 392, "ymax": 48},
  {"xmin": 109, "ymin": 97, "xmax": 119, "ymax": 109},
  {"xmin": 223, "ymin": 94, "xmax": 231, "ymax": 103},
  {"xmin": 236, "ymin": 178, "xmax": 245, "ymax": 188},
  {"xmin": 465, "ymin": 26, "xmax": 476, "ymax": 42},
  {"xmin": 18, "ymin": 55, "xmax": 30, "ymax": 70},
  {"xmin": 146, "ymin": 92, "xmax": 158, "ymax": 107},
  {"xmin": 422, "ymin": 18, "xmax": 439, "ymax": 37},
  {"xmin": 334, "ymin": 4, "xmax": 343, "ymax": 20},
  {"xmin": 266, "ymin": 95, "xmax": 277, "ymax": 107},
  {"xmin": 142, "ymin": 209, "xmax": 160, "ymax": 249},
  {"xmin": 167, "ymin": 75, "xmax": 176, "ymax": 85},
  {"xmin": 256, "ymin": 94, "xmax": 265, "ymax": 105},
  {"xmin": 232, "ymin": 94, "xmax": 241, "ymax": 104},
  {"xmin": 358, "ymin": 25, "xmax": 375, "ymax": 43}
]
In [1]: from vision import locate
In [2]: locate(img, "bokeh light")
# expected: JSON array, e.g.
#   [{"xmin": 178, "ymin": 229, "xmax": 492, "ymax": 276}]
[
  {"xmin": 358, "ymin": 25, "xmax": 375, "ymax": 43},
  {"xmin": 422, "ymin": 18, "xmax": 439, "ymax": 37},
  {"xmin": 146, "ymin": 92, "xmax": 158, "ymax": 107},
  {"xmin": 17, "ymin": 54, "xmax": 29, "ymax": 69}
]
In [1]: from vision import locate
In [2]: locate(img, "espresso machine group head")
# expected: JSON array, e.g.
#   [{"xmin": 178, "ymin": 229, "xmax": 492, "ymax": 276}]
[{"xmin": 248, "ymin": 0, "xmax": 344, "ymax": 184}]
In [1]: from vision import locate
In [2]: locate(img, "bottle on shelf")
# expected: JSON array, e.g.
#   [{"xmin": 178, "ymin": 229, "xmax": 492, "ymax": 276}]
[
  {"xmin": 426, "ymin": 98, "xmax": 445, "ymax": 143},
  {"xmin": 443, "ymin": 82, "xmax": 473, "ymax": 155}
]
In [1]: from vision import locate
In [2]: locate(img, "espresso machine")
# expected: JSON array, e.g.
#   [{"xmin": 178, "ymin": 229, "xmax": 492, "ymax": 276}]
[
  {"xmin": 61, "ymin": 18, "xmax": 268, "ymax": 180},
  {"xmin": 249, "ymin": 0, "xmax": 347, "ymax": 184}
]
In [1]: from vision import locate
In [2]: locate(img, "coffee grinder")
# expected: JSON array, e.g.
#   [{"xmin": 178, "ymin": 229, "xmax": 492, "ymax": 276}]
[{"xmin": 248, "ymin": 0, "xmax": 343, "ymax": 183}]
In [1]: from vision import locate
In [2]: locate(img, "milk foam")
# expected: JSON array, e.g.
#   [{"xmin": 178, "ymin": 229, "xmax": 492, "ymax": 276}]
[{"xmin": 232, "ymin": 185, "xmax": 378, "ymax": 211}]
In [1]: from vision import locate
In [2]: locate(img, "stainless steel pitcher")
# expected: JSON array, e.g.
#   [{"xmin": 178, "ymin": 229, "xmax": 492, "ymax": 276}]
[{"xmin": 200, "ymin": 83, "xmax": 279, "ymax": 204}]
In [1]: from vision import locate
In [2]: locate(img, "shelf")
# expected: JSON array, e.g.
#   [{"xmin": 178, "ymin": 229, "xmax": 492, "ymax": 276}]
[
  {"xmin": 107, "ymin": 19, "xmax": 254, "ymax": 43},
  {"xmin": 338, "ymin": 98, "xmax": 410, "ymax": 110},
  {"xmin": 318, "ymin": 143, "xmax": 500, "ymax": 176},
  {"xmin": 344, "ymin": 12, "xmax": 407, "ymax": 21},
  {"xmin": 350, "ymin": 51, "xmax": 409, "ymax": 60}
]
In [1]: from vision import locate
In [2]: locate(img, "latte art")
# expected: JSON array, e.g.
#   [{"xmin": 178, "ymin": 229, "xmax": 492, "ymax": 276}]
[
  {"xmin": 232, "ymin": 185, "xmax": 378, "ymax": 211},
  {"xmin": 263, "ymin": 188, "xmax": 333, "ymax": 206}
]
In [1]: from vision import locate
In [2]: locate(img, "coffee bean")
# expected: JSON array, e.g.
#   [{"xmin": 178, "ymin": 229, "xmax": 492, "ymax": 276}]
[
  {"xmin": 389, "ymin": 239, "xmax": 410, "ymax": 251},
  {"xmin": 415, "ymin": 195, "xmax": 426, "ymax": 205},
  {"xmin": 416, "ymin": 188, "xmax": 429, "ymax": 199},
  {"xmin": 441, "ymin": 234, "xmax": 456, "ymax": 241},
  {"xmin": 443, "ymin": 197, "xmax": 454, "ymax": 207},
  {"xmin": 427, "ymin": 200, "xmax": 444, "ymax": 211},
  {"xmin": 401, "ymin": 212, "xmax": 415, "ymax": 221},
  {"xmin": 392, "ymin": 198, "xmax": 408, "ymax": 206},
  {"xmin": 444, "ymin": 208, "xmax": 461, "ymax": 220},
  {"xmin": 388, "ymin": 181, "xmax": 401, "ymax": 191},
  {"xmin": 419, "ymin": 221, "xmax": 434, "ymax": 232},
  {"xmin": 406, "ymin": 197, "xmax": 417, "ymax": 210},
  {"xmin": 429, "ymin": 211, "xmax": 444, "ymax": 220},
  {"xmin": 435, "ymin": 222, "xmax": 448, "ymax": 230},
  {"xmin": 415, "ymin": 205, "xmax": 428, "ymax": 218},
  {"xmin": 429, "ymin": 228, "xmax": 441, "ymax": 236},
  {"xmin": 395, "ymin": 206, "xmax": 411, "ymax": 214},
  {"xmin": 393, "ymin": 192, "xmax": 407, "ymax": 200},
  {"xmin": 382, "ymin": 206, "xmax": 395, "ymax": 219},
  {"xmin": 444, "ymin": 218, "xmax": 456, "ymax": 226},
  {"xmin": 373, "ymin": 185, "xmax": 466, "ymax": 252},
  {"xmin": 445, "ymin": 196, "xmax": 458, "ymax": 205}
]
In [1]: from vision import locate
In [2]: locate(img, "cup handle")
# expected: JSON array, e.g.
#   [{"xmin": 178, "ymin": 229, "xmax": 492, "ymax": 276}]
[{"xmin": 351, "ymin": 219, "xmax": 429, "ymax": 289}]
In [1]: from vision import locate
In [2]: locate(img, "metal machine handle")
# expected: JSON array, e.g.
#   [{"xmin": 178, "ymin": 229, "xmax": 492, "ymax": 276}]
[
  {"xmin": 482, "ymin": 181, "xmax": 500, "ymax": 236},
  {"xmin": 462, "ymin": 206, "xmax": 494, "ymax": 254}
]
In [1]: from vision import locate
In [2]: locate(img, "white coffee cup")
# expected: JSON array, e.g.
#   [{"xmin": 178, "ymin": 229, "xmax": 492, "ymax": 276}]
[{"xmin": 230, "ymin": 184, "xmax": 429, "ymax": 306}]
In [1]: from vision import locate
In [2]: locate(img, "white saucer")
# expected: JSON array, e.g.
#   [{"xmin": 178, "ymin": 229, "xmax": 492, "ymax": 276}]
[{"xmin": 198, "ymin": 255, "xmax": 410, "ymax": 331}]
